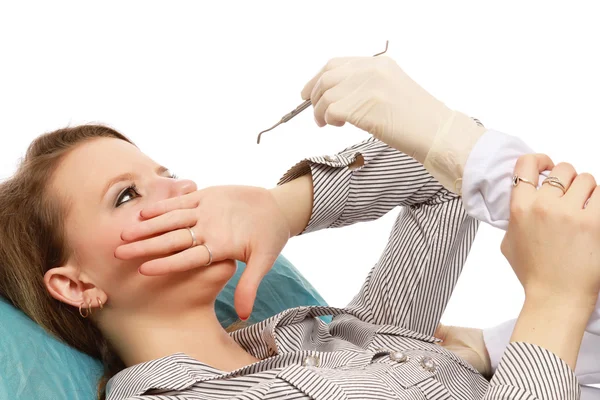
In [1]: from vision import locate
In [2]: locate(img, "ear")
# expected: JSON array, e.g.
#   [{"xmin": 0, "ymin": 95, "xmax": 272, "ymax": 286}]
[{"xmin": 44, "ymin": 261, "xmax": 106, "ymax": 309}]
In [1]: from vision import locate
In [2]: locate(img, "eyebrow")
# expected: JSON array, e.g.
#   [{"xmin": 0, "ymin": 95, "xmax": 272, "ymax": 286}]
[{"xmin": 102, "ymin": 166, "xmax": 169, "ymax": 199}]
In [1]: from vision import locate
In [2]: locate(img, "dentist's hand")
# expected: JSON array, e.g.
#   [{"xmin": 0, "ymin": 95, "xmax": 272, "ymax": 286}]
[
  {"xmin": 501, "ymin": 155, "xmax": 600, "ymax": 302},
  {"xmin": 115, "ymin": 185, "xmax": 291, "ymax": 320},
  {"xmin": 501, "ymin": 154, "xmax": 600, "ymax": 368},
  {"xmin": 302, "ymin": 56, "xmax": 485, "ymax": 191}
]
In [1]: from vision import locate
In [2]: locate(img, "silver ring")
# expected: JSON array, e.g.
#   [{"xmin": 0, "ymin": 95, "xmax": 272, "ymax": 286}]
[
  {"xmin": 512, "ymin": 175, "xmax": 537, "ymax": 189},
  {"xmin": 200, "ymin": 243, "xmax": 212, "ymax": 266},
  {"xmin": 186, "ymin": 227, "xmax": 197, "ymax": 249}
]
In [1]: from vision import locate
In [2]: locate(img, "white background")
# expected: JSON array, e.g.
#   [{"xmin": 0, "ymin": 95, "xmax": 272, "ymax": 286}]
[{"xmin": 1, "ymin": 1, "xmax": 599, "ymax": 333}]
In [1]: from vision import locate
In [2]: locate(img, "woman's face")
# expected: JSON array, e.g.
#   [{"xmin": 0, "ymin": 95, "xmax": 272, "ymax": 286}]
[{"xmin": 48, "ymin": 137, "xmax": 237, "ymax": 315}]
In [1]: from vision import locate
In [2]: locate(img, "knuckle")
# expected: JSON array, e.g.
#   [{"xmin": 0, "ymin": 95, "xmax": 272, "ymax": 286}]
[
  {"xmin": 320, "ymin": 70, "xmax": 335, "ymax": 87},
  {"xmin": 578, "ymin": 172, "xmax": 596, "ymax": 186},
  {"xmin": 370, "ymin": 90, "xmax": 386, "ymax": 105},
  {"xmin": 509, "ymin": 202, "xmax": 528, "ymax": 217},
  {"xmin": 515, "ymin": 154, "xmax": 536, "ymax": 168},
  {"xmin": 555, "ymin": 162, "xmax": 576, "ymax": 174},
  {"xmin": 185, "ymin": 208, "xmax": 197, "ymax": 222},
  {"xmin": 321, "ymin": 89, "xmax": 334, "ymax": 105},
  {"xmin": 535, "ymin": 153, "xmax": 553, "ymax": 168},
  {"xmin": 375, "ymin": 55, "xmax": 394, "ymax": 66},
  {"xmin": 531, "ymin": 200, "xmax": 551, "ymax": 217},
  {"xmin": 514, "ymin": 154, "xmax": 537, "ymax": 173},
  {"xmin": 325, "ymin": 57, "xmax": 343, "ymax": 71}
]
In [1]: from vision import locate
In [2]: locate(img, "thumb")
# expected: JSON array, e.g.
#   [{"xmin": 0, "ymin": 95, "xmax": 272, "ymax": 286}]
[{"xmin": 234, "ymin": 252, "xmax": 278, "ymax": 320}]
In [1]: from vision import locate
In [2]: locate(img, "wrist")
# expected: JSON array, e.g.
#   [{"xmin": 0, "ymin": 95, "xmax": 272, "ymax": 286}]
[
  {"xmin": 269, "ymin": 174, "xmax": 313, "ymax": 237},
  {"xmin": 525, "ymin": 286, "xmax": 598, "ymax": 314},
  {"xmin": 511, "ymin": 290, "xmax": 593, "ymax": 369},
  {"xmin": 423, "ymin": 111, "xmax": 486, "ymax": 194}
]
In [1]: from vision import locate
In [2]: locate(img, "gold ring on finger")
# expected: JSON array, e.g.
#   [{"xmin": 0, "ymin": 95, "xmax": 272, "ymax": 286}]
[
  {"xmin": 542, "ymin": 177, "xmax": 566, "ymax": 194},
  {"xmin": 512, "ymin": 175, "xmax": 537, "ymax": 189}
]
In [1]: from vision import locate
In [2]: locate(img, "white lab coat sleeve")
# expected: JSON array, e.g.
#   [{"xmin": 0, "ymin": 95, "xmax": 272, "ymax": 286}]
[
  {"xmin": 463, "ymin": 130, "xmax": 600, "ymax": 390},
  {"xmin": 462, "ymin": 129, "xmax": 600, "ymax": 335}
]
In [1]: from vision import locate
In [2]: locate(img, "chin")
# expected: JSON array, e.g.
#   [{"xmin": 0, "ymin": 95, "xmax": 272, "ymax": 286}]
[
  {"xmin": 171, "ymin": 260, "xmax": 238, "ymax": 302},
  {"xmin": 188, "ymin": 259, "xmax": 237, "ymax": 284},
  {"xmin": 110, "ymin": 261, "xmax": 239, "ymax": 314}
]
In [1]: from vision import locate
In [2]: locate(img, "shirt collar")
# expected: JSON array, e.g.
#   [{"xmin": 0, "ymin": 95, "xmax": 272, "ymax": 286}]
[
  {"xmin": 231, "ymin": 306, "xmax": 347, "ymax": 358},
  {"xmin": 106, "ymin": 353, "xmax": 201, "ymax": 400},
  {"xmin": 107, "ymin": 306, "xmax": 343, "ymax": 400}
]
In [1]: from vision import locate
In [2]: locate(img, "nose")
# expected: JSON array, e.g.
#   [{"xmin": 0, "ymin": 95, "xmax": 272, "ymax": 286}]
[
  {"xmin": 170, "ymin": 179, "xmax": 198, "ymax": 198},
  {"xmin": 148, "ymin": 177, "xmax": 198, "ymax": 202}
]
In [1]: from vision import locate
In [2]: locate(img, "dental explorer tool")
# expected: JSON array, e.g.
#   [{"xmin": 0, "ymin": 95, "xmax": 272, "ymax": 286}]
[{"xmin": 256, "ymin": 41, "xmax": 389, "ymax": 144}]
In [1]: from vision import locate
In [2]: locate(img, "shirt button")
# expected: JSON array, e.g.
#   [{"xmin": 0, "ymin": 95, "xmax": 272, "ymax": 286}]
[
  {"xmin": 323, "ymin": 155, "xmax": 337, "ymax": 162},
  {"xmin": 389, "ymin": 351, "xmax": 408, "ymax": 363},
  {"xmin": 420, "ymin": 356, "xmax": 437, "ymax": 372},
  {"xmin": 302, "ymin": 355, "xmax": 320, "ymax": 367}
]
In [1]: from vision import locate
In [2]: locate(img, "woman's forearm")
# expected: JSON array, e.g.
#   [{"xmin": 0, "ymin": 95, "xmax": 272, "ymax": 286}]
[
  {"xmin": 269, "ymin": 174, "xmax": 313, "ymax": 237},
  {"xmin": 511, "ymin": 290, "xmax": 595, "ymax": 370}
]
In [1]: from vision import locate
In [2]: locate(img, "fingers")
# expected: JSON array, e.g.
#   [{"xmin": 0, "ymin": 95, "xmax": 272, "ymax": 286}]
[
  {"xmin": 234, "ymin": 252, "xmax": 278, "ymax": 320},
  {"xmin": 121, "ymin": 208, "xmax": 197, "ymax": 241},
  {"xmin": 511, "ymin": 154, "xmax": 554, "ymax": 206},
  {"xmin": 313, "ymin": 84, "xmax": 348, "ymax": 127},
  {"xmin": 563, "ymin": 173, "xmax": 597, "ymax": 208},
  {"xmin": 539, "ymin": 162, "xmax": 577, "ymax": 198},
  {"xmin": 140, "ymin": 193, "xmax": 199, "ymax": 219},
  {"xmin": 116, "ymin": 227, "xmax": 201, "ymax": 260},
  {"xmin": 311, "ymin": 59, "xmax": 377, "ymax": 127},
  {"xmin": 584, "ymin": 185, "xmax": 600, "ymax": 214},
  {"xmin": 300, "ymin": 57, "xmax": 361, "ymax": 101},
  {"xmin": 310, "ymin": 67, "xmax": 347, "ymax": 113},
  {"xmin": 138, "ymin": 243, "xmax": 215, "ymax": 275}
]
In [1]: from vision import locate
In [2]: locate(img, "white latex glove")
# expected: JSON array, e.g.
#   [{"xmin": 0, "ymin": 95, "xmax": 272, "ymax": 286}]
[{"xmin": 301, "ymin": 56, "xmax": 486, "ymax": 192}]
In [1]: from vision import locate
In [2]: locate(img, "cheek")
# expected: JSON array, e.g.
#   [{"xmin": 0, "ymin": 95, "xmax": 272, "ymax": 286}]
[{"xmin": 74, "ymin": 213, "xmax": 141, "ymax": 282}]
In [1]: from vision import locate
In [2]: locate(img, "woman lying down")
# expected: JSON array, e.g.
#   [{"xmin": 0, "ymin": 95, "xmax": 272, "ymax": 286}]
[{"xmin": 1, "ymin": 56, "xmax": 599, "ymax": 400}]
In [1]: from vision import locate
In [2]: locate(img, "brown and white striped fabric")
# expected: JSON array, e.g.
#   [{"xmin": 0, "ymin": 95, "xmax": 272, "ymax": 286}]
[{"xmin": 107, "ymin": 138, "xmax": 581, "ymax": 400}]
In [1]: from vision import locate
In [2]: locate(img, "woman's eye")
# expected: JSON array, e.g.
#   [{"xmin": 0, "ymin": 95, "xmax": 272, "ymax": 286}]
[
  {"xmin": 168, "ymin": 171, "xmax": 178, "ymax": 179},
  {"xmin": 116, "ymin": 185, "xmax": 139, "ymax": 207}
]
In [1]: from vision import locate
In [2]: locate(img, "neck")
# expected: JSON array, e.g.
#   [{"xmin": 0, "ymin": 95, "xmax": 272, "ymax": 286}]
[{"xmin": 103, "ymin": 304, "xmax": 259, "ymax": 371}]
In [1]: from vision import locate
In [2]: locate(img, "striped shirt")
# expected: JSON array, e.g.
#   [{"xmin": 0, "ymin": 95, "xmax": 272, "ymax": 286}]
[{"xmin": 107, "ymin": 138, "xmax": 580, "ymax": 400}]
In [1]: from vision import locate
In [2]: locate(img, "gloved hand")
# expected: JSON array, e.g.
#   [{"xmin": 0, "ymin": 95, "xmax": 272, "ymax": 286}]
[{"xmin": 301, "ymin": 56, "xmax": 486, "ymax": 192}]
